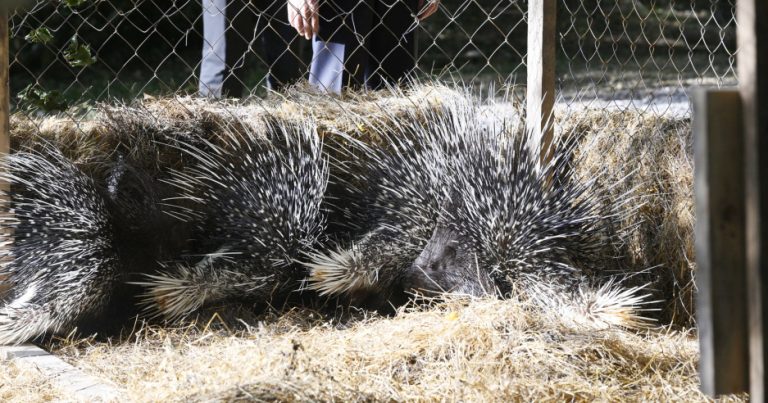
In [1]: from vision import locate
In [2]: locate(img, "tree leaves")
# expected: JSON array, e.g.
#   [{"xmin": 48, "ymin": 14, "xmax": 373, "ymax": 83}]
[
  {"xmin": 62, "ymin": 0, "xmax": 89, "ymax": 8},
  {"xmin": 17, "ymin": 84, "xmax": 69, "ymax": 112},
  {"xmin": 24, "ymin": 27, "xmax": 54, "ymax": 45},
  {"xmin": 64, "ymin": 36, "xmax": 97, "ymax": 68}
]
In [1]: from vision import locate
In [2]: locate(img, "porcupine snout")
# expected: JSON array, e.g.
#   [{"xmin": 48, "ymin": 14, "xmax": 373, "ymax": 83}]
[{"xmin": 405, "ymin": 224, "xmax": 493, "ymax": 297}]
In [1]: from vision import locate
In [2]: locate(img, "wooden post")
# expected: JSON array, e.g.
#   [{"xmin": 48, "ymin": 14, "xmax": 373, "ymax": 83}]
[
  {"xmin": 526, "ymin": 0, "xmax": 556, "ymax": 164},
  {"xmin": 693, "ymin": 89, "xmax": 749, "ymax": 396},
  {"xmin": 0, "ymin": 8, "xmax": 10, "ymax": 299},
  {"xmin": 0, "ymin": 8, "xmax": 9, "ymax": 164},
  {"xmin": 739, "ymin": 0, "xmax": 768, "ymax": 400}
]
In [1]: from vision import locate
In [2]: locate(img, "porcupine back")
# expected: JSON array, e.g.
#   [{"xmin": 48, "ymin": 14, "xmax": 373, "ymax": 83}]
[
  {"xmin": 136, "ymin": 115, "xmax": 329, "ymax": 321},
  {"xmin": 0, "ymin": 145, "xmax": 121, "ymax": 344}
]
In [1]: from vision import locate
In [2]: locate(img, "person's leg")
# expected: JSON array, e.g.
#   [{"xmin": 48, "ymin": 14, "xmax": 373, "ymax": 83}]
[
  {"xmin": 256, "ymin": 0, "xmax": 306, "ymax": 91},
  {"xmin": 199, "ymin": 0, "xmax": 228, "ymax": 97},
  {"xmin": 366, "ymin": 0, "xmax": 419, "ymax": 90},
  {"xmin": 309, "ymin": 0, "xmax": 374, "ymax": 93},
  {"xmin": 221, "ymin": 0, "xmax": 256, "ymax": 98}
]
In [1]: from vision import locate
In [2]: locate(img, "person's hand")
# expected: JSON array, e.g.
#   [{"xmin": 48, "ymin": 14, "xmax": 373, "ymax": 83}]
[
  {"xmin": 418, "ymin": 0, "xmax": 440, "ymax": 20},
  {"xmin": 288, "ymin": 0, "xmax": 319, "ymax": 40}
]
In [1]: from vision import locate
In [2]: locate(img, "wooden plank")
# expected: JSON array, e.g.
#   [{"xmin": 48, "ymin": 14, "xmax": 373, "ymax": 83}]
[
  {"xmin": 0, "ymin": 8, "xmax": 11, "ymax": 300},
  {"xmin": 0, "ymin": 8, "xmax": 8, "ymax": 163},
  {"xmin": 1, "ymin": 344, "xmax": 121, "ymax": 401},
  {"xmin": 738, "ymin": 0, "xmax": 768, "ymax": 400},
  {"xmin": 526, "ymin": 0, "xmax": 556, "ymax": 164},
  {"xmin": 693, "ymin": 88, "xmax": 748, "ymax": 396}
]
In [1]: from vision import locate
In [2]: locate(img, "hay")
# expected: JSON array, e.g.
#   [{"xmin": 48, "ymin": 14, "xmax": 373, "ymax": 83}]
[
  {"xmin": 559, "ymin": 109, "xmax": 695, "ymax": 327},
  {"xmin": 8, "ymin": 83, "xmax": 457, "ymax": 173},
  {"xmin": 0, "ymin": 360, "xmax": 67, "ymax": 402},
  {"xmin": 34, "ymin": 297, "xmax": 738, "ymax": 402},
  {"xmin": 8, "ymin": 87, "xmax": 696, "ymax": 327},
  {"xmin": 0, "ymin": 86, "xmax": 713, "ymax": 400}
]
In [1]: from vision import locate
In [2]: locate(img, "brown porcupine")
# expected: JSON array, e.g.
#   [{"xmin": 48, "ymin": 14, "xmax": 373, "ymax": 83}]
[{"xmin": 305, "ymin": 89, "xmax": 649, "ymax": 326}]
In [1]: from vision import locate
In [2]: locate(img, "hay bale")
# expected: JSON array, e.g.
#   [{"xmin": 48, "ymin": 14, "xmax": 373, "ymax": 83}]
[
  {"xmin": 560, "ymin": 109, "xmax": 694, "ymax": 327},
  {"xmin": 8, "ymin": 86, "xmax": 695, "ymax": 327},
  {"xmin": 9, "ymin": 84, "xmax": 458, "ymax": 168}
]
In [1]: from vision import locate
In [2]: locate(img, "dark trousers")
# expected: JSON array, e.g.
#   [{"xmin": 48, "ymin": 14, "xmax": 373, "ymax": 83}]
[
  {"xmin": 309, "ymin": 0, "xmax": 419, "ymax": 93},
  {"xmin": 200, "ymin": 0, "xmax": 304, "ymax": 97}
]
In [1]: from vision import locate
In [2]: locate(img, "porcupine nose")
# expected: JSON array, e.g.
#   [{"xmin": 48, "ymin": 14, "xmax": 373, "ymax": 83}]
[{"xmin": 424, "ymin": 243, "xmax": 456, "ymax": 273}]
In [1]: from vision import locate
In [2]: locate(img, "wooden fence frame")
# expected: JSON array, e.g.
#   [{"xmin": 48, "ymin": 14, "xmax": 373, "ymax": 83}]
[
  {"xmin": 739, "ymin": 0, "xmax": 768, "ymax": 400},
  {"xmin": 527, "ymin": 0, "xmax": 555, "ymax": 165},
  {"xmin": 694, "ymin": 0, "xmax": 766, "ymax": 398},
  {"xmin": 0, "ymin": 2, "xmax": 9, "ymax": 303},
  {"xmin": 693, "ymin": 88, "xmax": 749, "ymax": 396}
]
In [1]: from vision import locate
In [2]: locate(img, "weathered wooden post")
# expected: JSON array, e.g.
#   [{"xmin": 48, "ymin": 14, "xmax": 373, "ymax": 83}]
[
  {"xmin": 526, "ymin": 0, "xmax": 555, "ymax": 164},
  {"xmin": 739, "ymin": 0, "xmax": 768, "ymax": 400},
  {"xmin": 0, "ymin": 8, "xmax": 9, "ymax": 165},
  {"xmin": 694, "ymin": 88, "xmax": 749, "ymax": 396},
  {"xmin": 0, "ymin": 2, "xmax": 11, "ymax": 300}
]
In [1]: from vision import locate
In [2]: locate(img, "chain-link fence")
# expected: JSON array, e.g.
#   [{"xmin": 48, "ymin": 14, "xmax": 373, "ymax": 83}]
[
  {"xmin": 8, "ymin": 0, "xmax": 736, "ymax": 118},
  {"xmin": 558, "ymin": 0, "xmax": 737, "ymax": 117},
  {"xmin": 7, "ymin": 0, "xmax": 526, "ymax": 113}
]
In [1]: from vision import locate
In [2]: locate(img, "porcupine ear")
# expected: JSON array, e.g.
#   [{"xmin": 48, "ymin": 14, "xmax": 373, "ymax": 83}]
[{"xmin": 0, "ymin": 145, "xmax": 120, "ymax": 344}]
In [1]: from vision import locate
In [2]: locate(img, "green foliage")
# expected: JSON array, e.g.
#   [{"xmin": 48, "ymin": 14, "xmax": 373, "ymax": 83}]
[
  {"xmin": 64, "ymin": 36, "xmax": 97, "ymax": 68},
  {"xmin": 24, "ymin": 27, "xmax": 54, "ymax": 45},
  {"xmin": 62, "ymin": 0, "xmax": 88, "ymax": 8},
  {"xmin": 17, "ymin": 84, "xmax": 69, "ymax": 112}
]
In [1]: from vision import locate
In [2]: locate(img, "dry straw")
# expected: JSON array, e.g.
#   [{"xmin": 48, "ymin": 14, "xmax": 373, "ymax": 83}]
[{"xmin": 34, "ymin": 297, "xmax": 736, "ymax": 402}]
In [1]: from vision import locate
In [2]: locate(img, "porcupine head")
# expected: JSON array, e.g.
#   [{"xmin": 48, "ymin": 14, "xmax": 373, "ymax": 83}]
[{"xmin": 308, "ymin": 95, "xmax": 618, "ymax": 305}]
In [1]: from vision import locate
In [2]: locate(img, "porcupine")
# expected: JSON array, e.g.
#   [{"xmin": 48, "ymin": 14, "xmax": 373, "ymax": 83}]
[
  {"xmin": 136, "ymin": 116, "xmax": 328, "ymax": 321},
  {"xmin": 305, "ymin": 89, "xmax": 649, "ymax": 325},
  {"xmin": 0, "ymin": 126, "xmax": 196, "ymax": 344},
  {"xmin": 0, "ymin": 145, "xmax": 122, "ymax": 344},
  {"xmin": 0, "ymin": 102, "xmax": 327, "ymax": 341}
]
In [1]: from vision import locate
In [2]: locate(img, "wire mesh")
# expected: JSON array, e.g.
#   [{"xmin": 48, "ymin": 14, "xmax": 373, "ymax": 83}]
[
  {"xmin": 558, "ymin": 0, "xmax": 737, "ymax": 117},
  {"xmin": 8, "ymin": 1, "xmax": 736, "ymax": 117},
  {"xmin": 7, "ymin": 0, "xmax": 526, "ymax": 113}
]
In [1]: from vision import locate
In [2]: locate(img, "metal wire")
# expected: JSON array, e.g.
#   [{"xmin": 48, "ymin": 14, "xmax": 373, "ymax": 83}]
[
  {"xmin": 558, "ymin": 0, "xmax": 737, "ymax": 117},
  {"xmin": 8, "ymin": 0, "xmax": 736, "ymax": 117}
]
